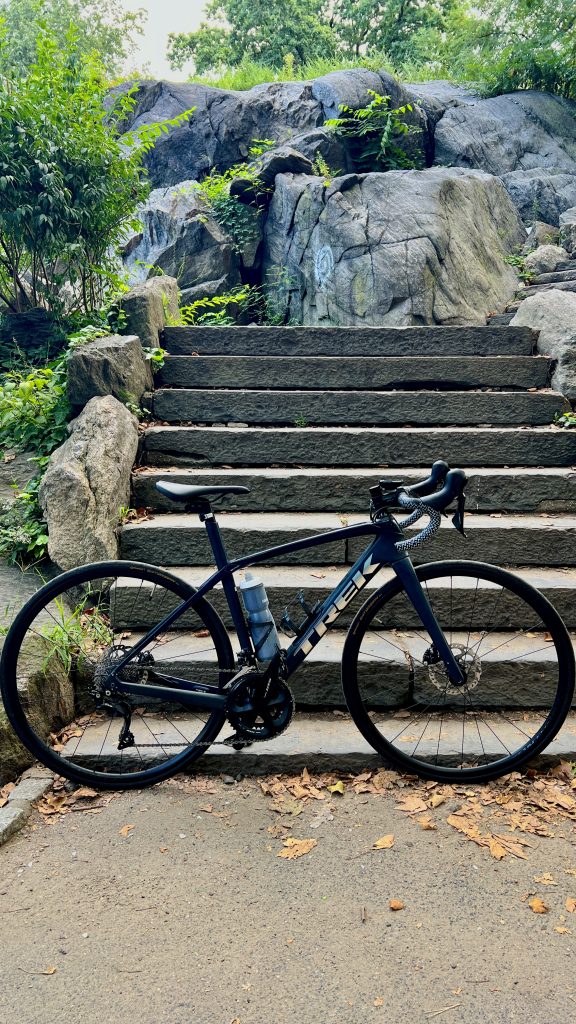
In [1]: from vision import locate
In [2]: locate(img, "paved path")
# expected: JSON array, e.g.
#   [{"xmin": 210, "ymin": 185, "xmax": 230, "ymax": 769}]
[{"xmin": 1, "ymin": 772, "xmax": 575, "ymax": 1024}]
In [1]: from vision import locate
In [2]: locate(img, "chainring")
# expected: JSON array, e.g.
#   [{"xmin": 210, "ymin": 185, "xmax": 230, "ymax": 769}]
[{"xmin": 225, "ymin": 672, "xmax": 294, "ymax": 742}]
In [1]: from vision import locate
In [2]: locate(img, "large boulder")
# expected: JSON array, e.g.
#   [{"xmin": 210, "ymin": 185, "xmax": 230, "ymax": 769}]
[
  {"xmin": 511, "ymin": 289, "xmax": 576, "ymax": 399},
  {"xmin": 434, "ymin": 91, "xmax": 576, "ymax": 175},
  {"xmin": 114, "ymin": 70, "xmax": 429, "ymax": 189},
  {"xmin": 431, "ymin": 91, "xmax": 576, "ymax": 225},
  {"xmin": 67, "ymin": 335, "xmax": 153, "ymax": 408},
  {"xmin": 263, "ymin": 167, "xmax": 525, "ymax": 327},
  {"xmin": 499, "ymin": 169, "xmax": 576, "ymax": 227},
  {"xmin": 39, "ymin": 397, "xmax": 139, "ymax": 571},
  {"xmin": 119, "ymin": 276, "xmax": 180, "ymax": 348},
  {"xmin": 523, "ymin": 245, "xmax": 570, "ymax": 275},
  {"xmin": 124, "ymin": 182, "xmax": 242, "ymax": 304}
]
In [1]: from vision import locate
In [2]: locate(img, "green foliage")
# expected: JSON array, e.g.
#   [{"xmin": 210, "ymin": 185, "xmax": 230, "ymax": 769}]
[
  {"xmin": 0, "ymin": 26, "xmax": 193, "ymax": 323},
  {"xmin": 0, "ymin": 0, "xmax": 146, "ymax": 77},
  {"xmin": 503, "ymin": 252, "xmax": 536, "ymax": 285},
  {"xmin": 324, "ymin": 91, "xmax": 422, "ymax": 172},
  {"xmin": 177, "ymin": 286, "xmax": 254, "ymax": 327},
  {"xmin": 450, "ymin": 0, "xmax": 576, "ymax": 99},
  {"xmin": 0, "ymin": 360, "xmax": 70, "ymax": 456},
  {"xmin": 312, "ymin": 154, "xmax": 340, "ymax": 183},
  {"xmin": 193, "ymin": 166, "xmax": 266, "ymax": 256},
  {"xmin": 187, "ymin": 53, "xmax": 396, "ymax": 91},
  {"xmin": 143, "ymin": 346, "xmax": 166, "ymax": 372},
  {"xmin": 331, "ymin": 0, "xmax": 457, "ymax": 63},
  {"xmin": 0, "ymin": 472, "xmax": 50, "ymax": 566},
  {"xmin": 167, "ymin": 0, "xmax": 337, "ymax": 74}
]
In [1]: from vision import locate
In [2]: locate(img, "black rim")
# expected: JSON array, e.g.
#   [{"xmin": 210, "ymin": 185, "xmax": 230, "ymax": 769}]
[
  {"xmin": 0, "ymin": 562, "xmax": 234, "ymax": 788},
  {"xmin": 342, "ymin": 561, "xmax": 575, "ymax": 781}
]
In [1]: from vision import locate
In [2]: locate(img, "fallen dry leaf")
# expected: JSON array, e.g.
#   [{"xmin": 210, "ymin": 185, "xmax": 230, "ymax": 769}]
[
  {"xmin": 389, "ymin": 899, "xmax": 404, "ymax": 911},
  {"xmin": 416, "ymin": 815, "xmax": 437, "ymax": 831},
  {"xmin": 489, "ymin": 838, "xmax": 507, "ymax": 860},
  {"xmin": 277, "ymin": 837, "xmax": 317, "ymax": 860},
  {"xmin": 395, "ymin": 795, "xmax": 428, "ymax": 814},
  {"xmin": 374, "ymin": 998, "xmax": 384, "ymax": 1007},
  {"xmin": 328, "ymin": 781, "xmax": 345, "ymax": 795},
  {"xmin": 119, "ymin": 824, "xmax": 135, "ymax": 837},
  {"xmin": 533, "ymin": 873, "xmax": 557, "ymax": 886},
  {"xmin": 528, "ymin": 897, "xmax": 549, "ymax": 914},
  {"xmin": 565, "ymin": 898, "xmax": 576, "ymax": 913},
  {"xmin": 373, "ymin": 835, "xmax": 395, "ymax": 850},
  {"xmin": 555, "ymin": 926, "xmax": 572, "ymax": 934}
]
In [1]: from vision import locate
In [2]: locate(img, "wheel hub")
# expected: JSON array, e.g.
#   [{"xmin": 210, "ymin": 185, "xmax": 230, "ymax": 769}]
[{"xmin": 426, "ymin": 643, "xmax": 482, "ymax": 697}]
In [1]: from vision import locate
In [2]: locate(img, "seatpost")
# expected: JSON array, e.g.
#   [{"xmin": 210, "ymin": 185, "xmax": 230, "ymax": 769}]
[{"xmin": 199, "ymin": 508, "xmax": 230, "ymax": 570}]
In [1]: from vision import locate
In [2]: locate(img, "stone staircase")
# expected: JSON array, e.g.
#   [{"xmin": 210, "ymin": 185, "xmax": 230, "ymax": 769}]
[
  {"xmin": 122, "ymin": 324, "xmax": 576, "ymax": 723},
  {"xmin": 488, "ymin": 257, "xmax": 576, "ymax": 325}
]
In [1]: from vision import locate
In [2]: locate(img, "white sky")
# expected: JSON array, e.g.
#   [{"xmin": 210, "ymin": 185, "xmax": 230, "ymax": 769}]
[{"xmin": 120, "ymin": 0, "xmax": 207, "ymax": 79}]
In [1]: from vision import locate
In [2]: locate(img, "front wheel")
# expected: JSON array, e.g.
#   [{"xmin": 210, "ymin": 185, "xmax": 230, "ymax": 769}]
[
  {"xmin": 342, "ymin": 561, "xmax": 575, "ymax": 782},
  {"xmin": 0, "ymin": 561, "xmax": 235, "ymax": 789}
]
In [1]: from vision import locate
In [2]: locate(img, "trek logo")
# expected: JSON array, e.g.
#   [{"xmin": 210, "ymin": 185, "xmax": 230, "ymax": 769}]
[{"xmin": 296, "ymin": 554, "xmax": 381, "ymax": 656}]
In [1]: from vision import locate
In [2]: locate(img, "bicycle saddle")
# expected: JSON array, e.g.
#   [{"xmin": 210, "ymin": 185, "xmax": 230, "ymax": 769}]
[{"xmin": 155, "ymin": 481, "xmax": 250, "ymax": 502}]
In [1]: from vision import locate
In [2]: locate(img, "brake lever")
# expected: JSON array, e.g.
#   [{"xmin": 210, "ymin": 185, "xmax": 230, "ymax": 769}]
[{"xmin": 451, "ymin": 490, "xmax": 467, "ymax": 537}]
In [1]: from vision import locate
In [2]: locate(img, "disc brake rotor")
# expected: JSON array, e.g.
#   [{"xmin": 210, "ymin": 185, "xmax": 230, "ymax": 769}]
[{"xmin": 427, "ymin": 644, "xmax": 482, "ymax": 698}]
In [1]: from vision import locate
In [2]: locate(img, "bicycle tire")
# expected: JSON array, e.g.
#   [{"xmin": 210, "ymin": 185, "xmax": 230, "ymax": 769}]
[
  {"xmin": 342, "ymin": 560, "xmax": 575, "ymax": 782},
  {"xmin": 0, "ymin": 561, "xmax": 235, "ymax": 789}
]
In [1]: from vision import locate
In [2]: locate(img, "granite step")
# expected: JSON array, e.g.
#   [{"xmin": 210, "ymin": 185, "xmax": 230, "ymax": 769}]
[
  {"xmin": 64, "ymin": 711, "xmax": 576, "ymax": 774},
  {"xmin": 142, "ymin": 425, "xmax": 576, "ymax": 468},
  {"xmin": 120, "ymin": 511, "xmax": 576, "ymax": 567},
  {"xmin": 105, "ymin": 628, "xmax": 570, "ymax": 709},
  {"xmin": 161, "ymin": 325, "xmax": 538, "ymax": 358},
  {"xmin": 533, "ymin": 269, "xmax": 576, "ymax": 285},
  {"xmin": 157, "ymin": 355, "xmax": 552, "ymax": 392},
  {"xmin": 113, "ymin": 564, "xmax": 576, "ymax": 630},
  {"xmin": 132, "ymin": 466, "xmax": 576, "ymax": 514},
  {"xmin": 151, "ymin": 389, "xmax": 567, "ymax": 427}
]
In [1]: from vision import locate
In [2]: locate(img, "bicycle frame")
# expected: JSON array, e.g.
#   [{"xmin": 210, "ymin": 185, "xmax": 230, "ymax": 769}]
[{"xmin": 113, "ymin": 509, "xmax": 466, "ymax": 710}]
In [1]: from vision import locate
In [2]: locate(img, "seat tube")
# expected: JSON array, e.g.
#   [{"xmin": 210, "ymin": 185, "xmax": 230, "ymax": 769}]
[{"xmin": 200, "ymin": 511, "xmax": 252, "ymax": 649}]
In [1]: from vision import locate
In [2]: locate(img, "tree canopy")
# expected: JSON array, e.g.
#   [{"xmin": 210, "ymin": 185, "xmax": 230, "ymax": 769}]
[
  {"xmin": 0, "ymin": 0, "xmax": 146, "ymax": 77},
  {"xmin": 167, "ymin": 0, "xmax": 575, "ymax": 100}
]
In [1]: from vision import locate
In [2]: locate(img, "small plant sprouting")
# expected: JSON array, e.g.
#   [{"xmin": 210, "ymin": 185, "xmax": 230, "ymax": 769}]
[
  {"xmin": 324, "ymin": 90, "xmax": 422, "ymax": 173},
  {"xmin": 294, "ymin": 413, "xmax": 309, "ymax": 427},
  {"xmin": 503, "ymin": 252, "xmax": 536, "ymax": 285}
]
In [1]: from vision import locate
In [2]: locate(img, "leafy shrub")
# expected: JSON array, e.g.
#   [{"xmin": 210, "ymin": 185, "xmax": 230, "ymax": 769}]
[
  {"xmin": 0, "ymin": 472, "xmax": 50, "ymax": 566},
  {"xmin": 324, "ymin": 90, "xmax": 422, "ymax": 172},
  {"xmin": 194, "ymin": 166, "xmax": 266, "ymax": 255},
  {"xmin": 177, "ymin": 286, "xmax": 254, "ymax": 326},
  {"xmin": 0, "ymin": 26, "xmax": 193, "ymax": 323},
  {"xmin": 0, "ymin": 361, "xmax": 70, "ymax": 457}
]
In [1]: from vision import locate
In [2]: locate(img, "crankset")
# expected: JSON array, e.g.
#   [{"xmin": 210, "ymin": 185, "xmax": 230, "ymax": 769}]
[{"xmin": 225, "ymin": 672, "xmax": 294, "ymax": 743}]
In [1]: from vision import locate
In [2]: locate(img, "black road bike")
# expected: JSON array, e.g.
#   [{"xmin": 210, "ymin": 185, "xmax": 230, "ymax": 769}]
[{"xmin": 1, "ymin": 461, "xmax": 574, "ymax": 789}]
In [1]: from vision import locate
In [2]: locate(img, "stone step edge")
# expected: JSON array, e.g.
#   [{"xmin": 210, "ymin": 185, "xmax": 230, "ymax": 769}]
[{"xmin": 164, "ymin": 713, "xmax": 576, "ymax": 774}]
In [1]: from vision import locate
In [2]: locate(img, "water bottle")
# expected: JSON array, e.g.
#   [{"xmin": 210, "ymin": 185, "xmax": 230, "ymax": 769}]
[{"xmin": 238, "ymin": 573, "xmax": 280, "ymax": 661}]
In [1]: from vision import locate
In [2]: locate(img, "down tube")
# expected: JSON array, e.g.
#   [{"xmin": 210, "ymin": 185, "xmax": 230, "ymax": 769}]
[{"xmin": 285, "ymin": 536, "xmax": 390, "ymax": 672}]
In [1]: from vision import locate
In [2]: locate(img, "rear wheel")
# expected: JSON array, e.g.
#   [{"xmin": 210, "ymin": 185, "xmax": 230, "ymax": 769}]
[
  {"xmin": 0, "ymin": 561, "xmax": 235, "ymax": 789},
  {"xmin": 342, "ymin": 561, "xmax": 575, "ymax": 782}
]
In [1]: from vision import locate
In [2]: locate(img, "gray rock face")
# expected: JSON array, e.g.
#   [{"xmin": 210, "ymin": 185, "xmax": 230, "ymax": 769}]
[
  {"xmin": 283, "ymin": 128, "xmax": 353, "ymax": 174},
  {"xmin": 431, "ymin": 91, "xmax": 576, "ymax": 225},
  {"xmin": 124, "ymin": 182, "xmax": 241, "ymax": 304},
  {"xmin": 559, "ymin": 207, "xmax": 576, "ymax": 255},
  {"xmin": 524, "ymin": 245, "xmax": 570, "ymax": 275},
  {"xmin": 39, "ymin": 396, "xmax": 139, "ymax": 571},
  {"xmin": 230, "ymin": 147, "xmax": 313, "ymax": 205},
  {"xmin": 119, "ymin": 276, "xmax": 180, "ymax": 349},
  {"xmin": 434, "ymin": 91, "xmax": 576, "ymax": 175},
  {"xmin": 511, "ymin": 289, "xmax": 576, "ymax": 399},
  {"xmin": 263, "ymin": 167, "xmax": 525, "ymax": 327},
  {"xmin": 67, "ymin": 335, "xmax": 153, "ymax": 408},
  {"xmin": 522, "ymin": 221, "xmax": 560, "ymax": 253},
  {"xmin": 116, "ymin": 70, "xmax": 429, "ymax": 189},
  {"xmin": 500, "ymin": 169, "xmax": 576, "ymax": 226}
]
